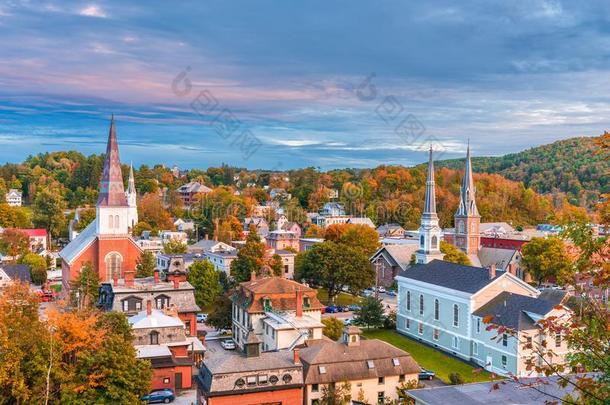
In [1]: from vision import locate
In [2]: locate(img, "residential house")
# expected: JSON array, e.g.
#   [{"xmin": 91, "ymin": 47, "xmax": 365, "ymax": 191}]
[
  {"xmin": 5, "ymin": 189, "xmax": 22, "ymax": 206},
  {"xmin": 370, "ymin": 244, "xmax": 419, "ymax": 288},
  {"xmin": 173, "ymin": 218, "xmax": 195, "ymax": 233},
  {"xmin": 98, "ymin": 268, "xmax": 200, "ymax": 336},
  {"xmin": 272, "ymin": 249, "xmax": 297, "ymax": 279},
  {"xmin": 270, "ymin": 188, "xmax": 291, "ymax": 201},
  {"xmin": 21, "ymin": 229, "xmax": 48, "ymax": 253},
  {"xmin": 396, "ymin": 260, "xmax": 572, "ymax": 377},
  {"xmin": 176, "ymin": 181, "xmax": 212, "ymax": 206},
  {"xmin": 320, "ymin": 202, "xmax": 345, "ymax": 217},
  {"xmin": 314, "ymin": 215, "xmax": 351, "ymax": 228},
  {"xmin": 281, "ymin": 221, "xmax": 302, "ymax": 239},
  {"xmin": 187, "ymin": 238, "xmax": 234, "ymax": 254},
  {"xmin": 159, "ymin": 230, "xmax": 188, "ymax": 244},
  {"xmin": 300, "ymin": 326, "xmax": 420, "ymax": 405},
  {"xmin": 155, "ymin": 253, "xmax": 205, "ymax": 275},
  {"xmin": 244, "ymin": 217, "xmax": 270, "ymax": 237},
  {"xmin": 376, "ymin": 223, "xmax": 406, "ymax": 238},
  {"xmin": 205, "ymin": 249, "xmax": 238, "ymax": 275},
  {"xmin": 197, "ymin": 339, "xmax": 304, "ymax": 405},
  {"xmin": 299, "ymin": 238, "xmax": 324, "ymax": 252},
  {"xmin": 0, "ymin": 264, "xmax": 31, "ymax": 288},
  {"xmin": 130, "ymin": 301, "xmax": 204, "ymax": 391},
  {"xmin": 346, "ymin": 217, "xmax": 376, "ymax": 228},
  {"xmin": 266, "ymin": 230, "xmax": 300, "ymax": 251},
  {"xmin": 231, "ymin": 275, "xmax": 325, "ymax": 352}
]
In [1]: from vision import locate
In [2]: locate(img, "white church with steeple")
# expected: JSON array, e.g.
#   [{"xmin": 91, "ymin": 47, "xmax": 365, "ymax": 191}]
[
  {"xmin": 126, "ymin": 163, "xmax": 138, "ymax": 230},
  {"xmin": 415, "ymin": 147, "xmax": 444, "ymax": 264}
]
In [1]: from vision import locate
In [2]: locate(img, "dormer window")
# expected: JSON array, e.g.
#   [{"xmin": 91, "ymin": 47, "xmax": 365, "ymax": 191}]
[
  {"xmin": 303, "ymin": 296, "xmax": 311, "ymax": 308},
  {"xmin": 263, "ymin": 298, "xmax": 272, "ymax": 311},
  {"xmin": 155, "ymin": 295, "xmax": 170, "ymax": 309}
]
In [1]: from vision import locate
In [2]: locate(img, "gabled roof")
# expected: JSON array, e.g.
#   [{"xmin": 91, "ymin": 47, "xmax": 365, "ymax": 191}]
[
  {"xmin": 128, "ymin": 308, "xmax": 184, "ymax": 329},
  {"xmin": 0, "ymin": 264, "xmax": 31, "ymax": 283},
  {"xmin": 20, "ymin": 229, "xmax": 48, "ymax": 237},
  {"xmin": 397, "ymin": 259, "xmax": 503, "ymax": 294},
  {"xmin": 6, "ymin": 189, "xmax": 22, "ymax": 197},
  {"xmin": 235, "ymin": 276, "xmax": 324, "ymax": 313},
  {"xmin": 59, "ymin": 221, "xmax": 97, "ymax": 264},
  {"xmin": 346, "ymin": 217, "xmax": 375, "ymax": 227},
  {"xmin": 478, "ymin": 247, "xmax": 518, "ymax": 271},
  {"xmin": 372, "ymin": 244, "xmax": 418, "ymax": 271},
  {"xmin": 473, "ymin": 291, "xmax": 562, "ymax": 330}
]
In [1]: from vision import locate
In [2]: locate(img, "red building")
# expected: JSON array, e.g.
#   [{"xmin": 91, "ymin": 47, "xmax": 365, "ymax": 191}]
[{"xmin": 60, "ymin": 117, "xmax": 141, "ymax": 288}]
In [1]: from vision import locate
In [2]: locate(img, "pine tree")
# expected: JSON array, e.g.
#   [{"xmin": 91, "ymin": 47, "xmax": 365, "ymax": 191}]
[
  {"xmin": 188, "ymin": 260, "xmax": 222, "ymax": 309},
  {"xmin": 230, "ymin": 225, "xmax": 265, "ymax": 282},
  {"xmin": 135, "ymin": 250, "xmax": 156, "ymax": 278}
]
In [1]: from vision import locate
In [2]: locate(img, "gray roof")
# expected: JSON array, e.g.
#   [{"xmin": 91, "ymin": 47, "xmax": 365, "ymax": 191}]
[
  {"xmin": 397, "ymin": 259, "xmax": 503, "ymax": 294},
  {"xmin": 407, "ymin": 374, "xmax": 591, "ymax": 405},
  {"xmin": 473, "ymin": 291, "xmax": 561, "ymax": 329},
  {"xmin": 371, "ymin": 244, "xmax": 419, "ymax": 271},
  {"xmin": 59, "ymin": 220, "xmax": 97, "ymax": 264},
  {"xmin": 1, "ymin": 264, "xmax": 31, "ymax": 283},
  {"xmin": 478, "ymin": 247, "xmax": 518, "ymax": 271}
]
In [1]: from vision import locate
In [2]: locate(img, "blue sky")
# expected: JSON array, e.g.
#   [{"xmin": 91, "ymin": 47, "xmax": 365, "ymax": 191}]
[{"xmin": 1, "ymin": 1, "xmax": 610, "ymax": 169}]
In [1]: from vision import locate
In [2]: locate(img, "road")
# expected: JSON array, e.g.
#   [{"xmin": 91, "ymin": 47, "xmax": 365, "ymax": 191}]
[{"xmin": 321, "ymin": 292, "xmax": 397, "ymax": 322}]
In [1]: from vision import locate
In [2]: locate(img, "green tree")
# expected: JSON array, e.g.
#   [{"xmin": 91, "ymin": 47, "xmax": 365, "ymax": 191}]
[
  {"xmin": 231, "ymin": 225, "xmax": 265, "ymax": 282},
  {"xmin": 33, "ymin": 188, "xmax": 67, "ymax": 238},
  {"xmin": 188, "ymin": 260, "xmax": 223, "ymax": 309},
  {"xmin": 321, "ymin": 317, "xmax": 344, "ymax": 341},
  {"xmin": 0, "ymin": 228, "xmax": 30, "ymax": 261},
  {"xmin": 295, "ymin": 241, "xmax": 374, "ymax": 302},
  {"xmin": 135, "ymin": 250, "xmax": 156, "ymax": 278},
  {"xmin": 73, "ymin": 208, "xmax": 96, "ymax": 232},
  {"xmin": 521, "ymin": 237, "xmax": 572, "ymax": 286},
  {"xmin": 353, "ymin": 296, "xmax": 385, "ymax": 329},
  {"xmin": 69, "ymin": 262, "xmax": 100, "ymax": 310},
  {"xmin": 163, "ymin": 238, "xmax": 187, "ymax": 254},
  {"xmin": 21, "ymin": 253, "xmax": 47, "ymax": 285},
  {"xmin": 440, "ymin": 241, "xmax": 472, "ymax": 266},
  {"xmin": 206, "ymin": 293, "xmax": 232, "ymax": 330},
  {"xmin": 268, "ymin": 254, "xmax": 283, "ymax": 277},
  {"xmin": 320, "ymin": 381, "xmax": 351, "ymax": 405}
]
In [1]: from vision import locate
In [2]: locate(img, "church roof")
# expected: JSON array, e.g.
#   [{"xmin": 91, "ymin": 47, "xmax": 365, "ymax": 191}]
[
  {"xmin": 97, "ymin": 116, "xmax": 128, "ymax": 207},
  {"xmin": 127, "ymin": 163, "xmax": 136, "ymax": 195},
  {"xmin": 423, "ymin": 146, "xmax": 437, "ymax": 217},
  {"xmin": 455, "ymin": 142, "xmax": 479, "ymax": 217},
  {"xmin": 59, "ymin": 220, "xmax": 97, "ymax": 264}
]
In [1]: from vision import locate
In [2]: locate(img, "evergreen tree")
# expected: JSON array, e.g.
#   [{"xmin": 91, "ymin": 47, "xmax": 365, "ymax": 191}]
[
  {"xmin": 135, "ymin": 250, "xmax": 156, "ymax": 278},
  {"xmin": 353, "ymin": 296, "xmax": 385, "ymax": 329},
  {"xmin": 21, "ymin": 253, "xmax": 47, "ymax": 285},
  {"xmin": 231, "ymin": 225, "xmax": 265, "ymax": 282},
  {"xmin": 69, "ymin": 262, "xmax": 100, "ymax": 310},
  {"xmin": 206, "ymin": 294, "xmax": 232, "ymax": 330},
  {"xmin": 33, "ymin": 188, "xmax": 67, "ymax": 238},
  {"xmin": 188, "ymin": 260, "xmax": 222, "ymax": 309}
]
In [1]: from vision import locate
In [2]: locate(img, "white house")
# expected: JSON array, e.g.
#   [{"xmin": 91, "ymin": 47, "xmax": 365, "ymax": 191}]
[{"xmin": 5, "ymin": 189, "xmax": 22, "ymax": 207}]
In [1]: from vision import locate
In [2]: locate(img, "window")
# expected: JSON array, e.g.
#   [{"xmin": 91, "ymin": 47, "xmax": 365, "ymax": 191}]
[
  {"xmin": 406, "ymin": 291, "xmax": 411, "ymax": 311},
  {"xmin": 246, "ymin": 376, "xmax": 257, "ymax": 387},
  {"xmin": 555, "ymin": 333, "xmax": 561, "ymax": 348},
  {"xmin": 434, "ymin": 299, "xmax": 439, "ymax": 320},
  {"xmin": 452, "ymin": 336, "xmax": 459, "ymax": 349},
  {"xmin": 258, "ymin": 375, "xmax": 268, "ymax": 385},
  {"xmin": 473, "ymin": 342, "xmax": 478, "ymax": 355},
  {"xmin": 163, "ymin": 377, "xmax": 170, "ymax": 384},
  {"xmin": 392, "ymin": 358, "xmax": 400, "ymax": 366},
  {"xmin": 526, "ymin": 336, "xmax": 533, "ymax": 347},
  {"xmin": 476, "ymin": 318, "xmax": 481, "ymax": 334},
  {"xmin": 318, "ymin": 366, "xmax": 326, "ymax": 374},
  {"xmin": 378, "ymin": 377, "xmax": 384, "ymax": 385},
  {"xmin": 418, "ymin": 323, "xmax": 423, "ymax": 335},
  {"xmin": 420, "ymin": 235, "xmax": 424, "ymax": 247},
  {"xmin": 431, "ymin": 235, "xmax": 438, "ymax": 249},
  {"xmin": 501, "ymin": 355, "xmax": 507, "ymax": 367},
  {"xmin": 149, "ymin": 331, "xmax": 159, "ymax": 345},
  {"xmin": 419, "ymin": 294, "xmax": 424, "ymax": 315},
  {"xmin": 367, "ymin": 360, "xmax": 375, "ymax": 369},
  {"xmin": 105, "ymin": 252, "xmax": 122, "ymax": 281},
  {"xmin": 433, "ymin": 328, "xmax": 439, "ymax": 341},
  {"xmin": 114, "ymin": 215, "xmax": 120, "ymax": 229},
  {"xmin": 121, "ymin": 296, "xmax": 143, "ymax": 312},
  {"xmin": 406, "ymin": 318, "xmax": 410, "ymax": 329},
  {"xmin": 312, "ymin": 384, "xmax": 319, "ymax": 392},
  {"xmin": 399, "ymin": 374, "xmax": 405, "ymax": 382},
  {"xmin": 377, "ymin": 392, "xmax": 385, "ymax": 404},
  {"xmin": 453, "ymin": 304, "xmax": 459, "ymax": 327},
  {"xmin": 502, "ymin": 333, "xmax": 508, "ymax": 347},
  {"xmin": 155, "ymin": 295, "xmax": 170, "ymax": 309},
  {"xmin": 458, "ymin": 221, "xmax": 464, "ymax": 233}
]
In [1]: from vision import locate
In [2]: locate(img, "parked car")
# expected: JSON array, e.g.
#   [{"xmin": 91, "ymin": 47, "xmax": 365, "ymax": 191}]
[
  {"xmin": 348, "ymin": 304, "xmax": 361, "ymax": 312},
  {"xmin": 343, "ymin": 318, "xmax": 352, "ymax": 326},
  {"xmin": 418, "ymin": 368, "xmax": 435, "ymax": 380},
  {"xmin": 196, "ymin": 313, "xmax": 208, "ymax": 323},
  {"xmin": 378, "ymin": 286, "xmax": 386, "ymax": 293},
  {"xmin": 362, "ymin": 289, "xmax": 373, "ymax": 297},
  {"xmin": 386, "ymin": 290, "xmax": 397, "ymax": 296},
  {"xmin": 221, "ymin": 339, "xmax": 236, "ymax": 350},
  {"xmin": 325, "ymin": 305, "xmax": 338, "ymax": 313},
  {"xmin": 141, "ymin": 389, "xmax": 175, "ymax": 403}
]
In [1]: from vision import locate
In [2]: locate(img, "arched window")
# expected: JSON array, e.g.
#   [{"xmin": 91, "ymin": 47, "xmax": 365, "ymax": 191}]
[
  {"xmin": 420, "ymin": 235, "xmax": 424, "ymax": 248},
  {"xmin": 108, "ymin": 215, "xmax": 113, "ymax": 228},
  {"xmin": 434, "ymin": 299, "xmax": 439, "ymax": 320},
  {"xmin": 458, "ymin": 221, "xmax": 465, "ymax": 233},
  {"xmin": 406, "ymin": 291, "xmax": 411, "ymax": 311},
  {"xmin": 105, "ymin": 252, "xmax": 122, "ymax": 280},
  {"xmin": 471, "ymin": 222, "xmax": 476, "ymax": 232},
  {"xmin": 431, "ymin": 235, "xmax": 438, "ymax": 249},
  {"xmin": 149, "ymin": 331, "xmax": 159, "ymax": 345},
  {"xmin": 453, "ymin": 304, "xmax": 459, "ymax": 327},
  {"xmin": 114, "ymin": 215, "xmax": 120, "ymax": 229},
  {"xmin": 419, "ymin": 294, "xmax": 424, "ymax": 316}
]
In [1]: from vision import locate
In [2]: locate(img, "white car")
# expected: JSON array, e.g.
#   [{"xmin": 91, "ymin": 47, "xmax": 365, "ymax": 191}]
[
  {"xmin": 221, "ymin": 339, "xmax": 236, "ymax": 350},
  {"xmin": 378, "ymin": 286, "xmax": 386, "ymax": 293}
]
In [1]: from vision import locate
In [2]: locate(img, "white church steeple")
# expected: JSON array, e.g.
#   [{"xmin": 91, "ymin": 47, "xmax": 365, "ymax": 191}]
[
  {"xmin": 415, "ymin": 146, "xmax": 444, "ymax": 264},
  {"xmin": 126, "ymin": 162, "xmax": 138, "ymax": 230}
]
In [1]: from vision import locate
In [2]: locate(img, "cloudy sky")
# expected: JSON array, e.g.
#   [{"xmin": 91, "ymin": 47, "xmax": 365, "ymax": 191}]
[{"xmin": 1, "ymin": 1, "xmax": 609, "ymax": 169}]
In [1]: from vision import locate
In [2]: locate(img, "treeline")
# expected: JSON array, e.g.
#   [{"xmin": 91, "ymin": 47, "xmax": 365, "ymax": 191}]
[{"xmin": 436, "ymin": 134, "xmax": 609, "ymax": 207}]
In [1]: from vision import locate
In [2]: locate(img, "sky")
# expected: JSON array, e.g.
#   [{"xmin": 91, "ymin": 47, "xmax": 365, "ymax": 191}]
[{"xmin": 1, "ymin": 1, "xmax": 610, "ymax": 170}]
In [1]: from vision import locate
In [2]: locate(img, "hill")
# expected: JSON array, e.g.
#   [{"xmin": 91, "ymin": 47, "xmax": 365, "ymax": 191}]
[{"xmin": 436, "ymin": 135, "xmax": 609, "ymax": 207}]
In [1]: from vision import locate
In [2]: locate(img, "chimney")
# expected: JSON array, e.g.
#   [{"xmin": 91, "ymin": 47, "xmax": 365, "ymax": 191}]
[
  {"xmin": 489, "ymin": 264, "xmax": 496, "ymax": 279},
  {"xmin": 112, "ymin": 272, "xmax": 118, "ymax": 287},
  {"xmin": 146, "ymin": 300, "xmax": 152, "ymax": 316},
  {"xmin": 173, "ymin": 278, "xmax": 180, "ymax": 289},
  {"xmin": 508, "ymin": 262, "xmax": 516, "ymax": 276},
  {"xmin": 205, "ymin": 234, "xmax": 209, "ymax": 240},
  {"xmin": 153, "ymin": 269, "xmax": 160, "ymax": 284},
  {"xmin": 251, "ymin": 271, "xmax": 256, "ymax": 282},
  {"xmin": 125, "ymin": 269, "xmax": 135, "ymax": 288},
  {"xmin": 293, "ymin": 348, "xmax": 301, "ymax": 365},
  {"xmin": 296, "ymin": 290, "xmax": 303, "ymax": 317}
]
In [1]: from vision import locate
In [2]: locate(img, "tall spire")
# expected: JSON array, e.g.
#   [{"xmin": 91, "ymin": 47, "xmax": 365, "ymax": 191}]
[
  {"xmin": 97, "ymin": 116, "xmax": 128, "ymax": 207},
  {"xmin": 423, "ymin": 145, "xmax": 437, "ymax": 217},
  {"xmin": 128, "ymin": 162, "xmax": 136, "ymax": 195},
  {"xmin": 456, "ymin": 140, "xmax": 479, "ymax": 217}
]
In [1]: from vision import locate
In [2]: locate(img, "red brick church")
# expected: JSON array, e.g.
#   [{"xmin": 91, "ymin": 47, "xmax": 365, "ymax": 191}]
[{"xmin": 60, "ymin": 117, "xmax": 141, "ymax": 289}]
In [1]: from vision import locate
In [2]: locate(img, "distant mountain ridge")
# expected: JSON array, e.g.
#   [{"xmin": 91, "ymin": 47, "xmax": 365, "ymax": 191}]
[{"xmin": 436, "ymin": 135, "xmax": 609, "ymax": 207}]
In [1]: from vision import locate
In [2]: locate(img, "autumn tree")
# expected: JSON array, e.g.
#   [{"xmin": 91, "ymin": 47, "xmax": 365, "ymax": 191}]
[
  {"xmin": 70, "ymin": 262, "xmax": 100, "ymax": 310},
  {"xmin": 325, "ymin": 223, "xmax": 380, "ymax": 256},
  {"xmin": 0, "ymin": 228, "xmax": 30, "ymax": 261},
  {"xmin": 206, "ymin": 293, "xmax": 233, "ymax": 330},
  {"xmin": 33, "ymin": 188, "xmax": 67, "ymax": 238},
  {"xmin": 21, "ymin": 252, "xmax": 47, "ymax": 285},
  {"xmin": 320, "ymin": 381, "xmax": 352, "ymax": 405},
  {"xmin": 188, "ymin": 260, "xmax": 222, "ymax": 309},
  {"xmin": 135, "ymin": 250, "xmax": 156, "ymax": 278},
  {"xmin": 73, "ymin": 208, "xmax": 96, "ymax": 232},
  {"xmin": 304, "ymin": 223, "xmax": 324, "ymax": 238},
  {"xmin": 521, "ymin": 237, "xmax": 573, "ymax": 286},
  {"xmin": 231, "ymin": 225, "xmax": 265, "ymax": 282},
  {"xmin": 163, "ymin": 238, "xmax": 187, "ymax": 254},
  {"xmin": 268, "ymin": 254, "xmax": 283, "ymax": 277},
  {"xmin": 321, "ymin": 317, "xmax": 344, "ymax": 341},
  {"xmin": 440, "ymin": 241, "xmax": 472, "ymax": 266},
  {"xmin": 138, "ymin": 192, "xmax": 174, "ymax": 230}
]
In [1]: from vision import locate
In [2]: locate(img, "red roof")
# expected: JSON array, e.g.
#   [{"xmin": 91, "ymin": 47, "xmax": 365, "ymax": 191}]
[{"xmin": 20, "ymin": 229, "xmax": 47, "ymax": 237}]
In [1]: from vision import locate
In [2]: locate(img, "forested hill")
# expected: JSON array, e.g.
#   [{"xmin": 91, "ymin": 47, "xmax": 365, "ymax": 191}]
[{"xmin": 436, "ymin": 135, "xmax": 609, "ymax": 207}]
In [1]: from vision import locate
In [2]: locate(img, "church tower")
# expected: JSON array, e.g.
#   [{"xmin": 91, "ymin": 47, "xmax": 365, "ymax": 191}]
[
  {"xmin": 126, "ymin": 163, "xmax": 138, "ymax": 230},
  {"xmin": 454, "ymin": 142, "xmax": 480, "ymax": 256},
  {"xmin": 415, "ymin": 147, "xmax": 444, "ymax": 264},
  {"xmin": 96, "ymin": 115, "xmax": 131, "ymax": 236}
]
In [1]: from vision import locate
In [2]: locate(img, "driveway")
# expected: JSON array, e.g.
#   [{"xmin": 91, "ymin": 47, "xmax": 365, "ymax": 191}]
[{"xmin": 172, "ymin": 389, "xmax": 196, "ymax": 405}]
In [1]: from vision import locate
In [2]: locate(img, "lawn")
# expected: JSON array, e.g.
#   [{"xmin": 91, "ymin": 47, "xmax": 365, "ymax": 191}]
[
  {"xmin": 363, "ymin": 329, "xmax": 491, "ymax": 384},
  {"xmin": 316, "ymin": 289, "xmax": 362, "ymax": 306}
]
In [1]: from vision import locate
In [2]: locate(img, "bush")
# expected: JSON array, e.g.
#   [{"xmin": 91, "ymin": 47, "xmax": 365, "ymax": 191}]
[
  {"xmin": 383, "ymin": 310, "xmax": 396, "ymax": 329},
  {"xmin": 322, "ymin": 317, "xmax": 344, "ymax": 341},
  {"xmin": 449, "ymin": 372, "xmax": 464, "ymax": 385}
]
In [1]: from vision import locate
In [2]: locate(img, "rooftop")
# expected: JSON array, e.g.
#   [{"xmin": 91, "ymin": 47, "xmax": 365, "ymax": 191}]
[{"xmin": 128, "ymin": 308, "xmax": 185, "ymax": 329}]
